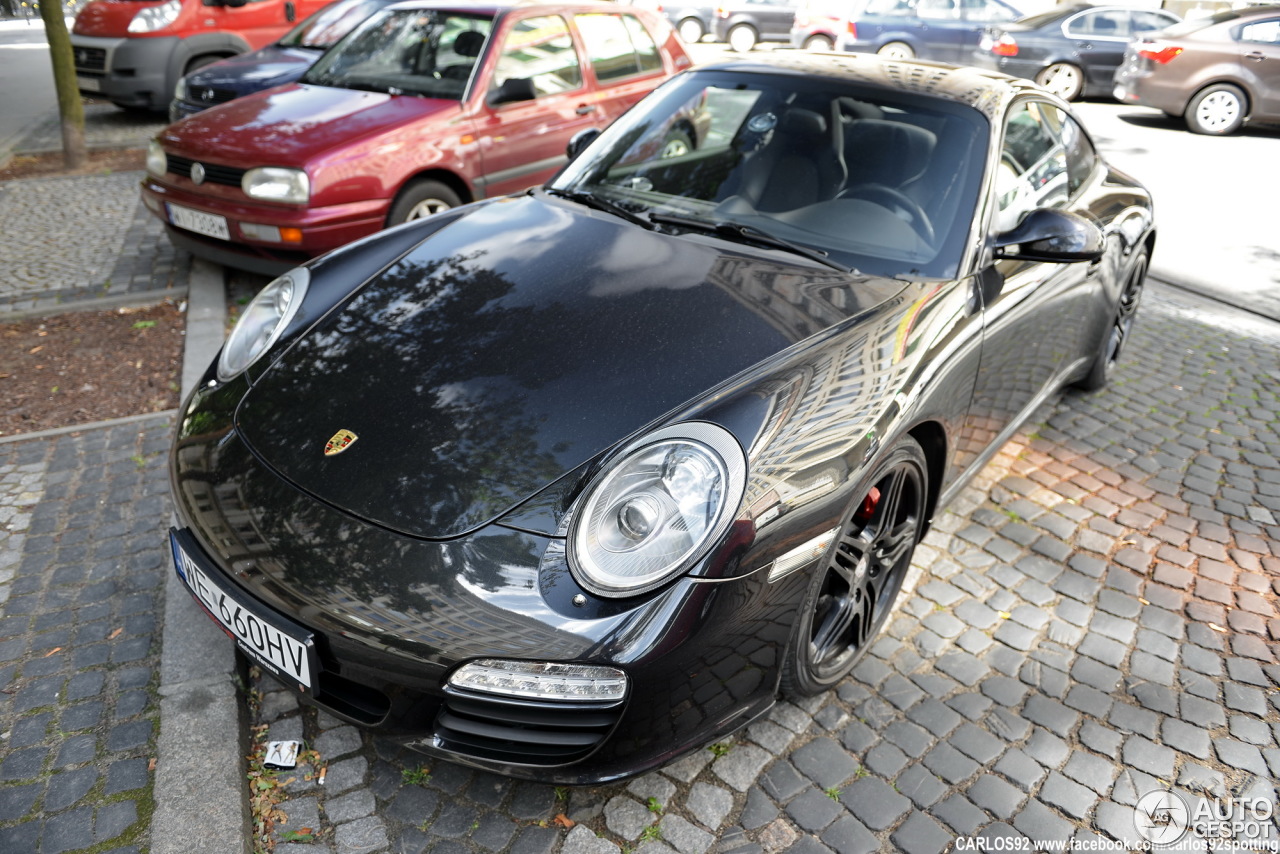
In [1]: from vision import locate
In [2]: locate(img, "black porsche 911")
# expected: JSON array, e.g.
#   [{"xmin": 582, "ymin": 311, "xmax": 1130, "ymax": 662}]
[{"xmin": 168, "ymin": 52, "xmax": 1155, "ymax": 784}]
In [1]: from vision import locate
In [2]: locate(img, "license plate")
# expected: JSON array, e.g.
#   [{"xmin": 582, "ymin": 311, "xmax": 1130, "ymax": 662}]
[
  {"xmin": 169, "ymin": 529, "xmax": 317, "ymax": 691},
  {"xmin": 168, "ymin": 203, "xmax": 230, "ymax": 241},
  {"xmin": 77, "ymin": 75, "xmax": 101, "ymax": 93}
]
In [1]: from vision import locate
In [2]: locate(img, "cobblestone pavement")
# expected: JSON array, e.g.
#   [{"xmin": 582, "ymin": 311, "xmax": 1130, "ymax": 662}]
[
  {"xmin": 242, "ymin": 281, "xmax": 1279, "ymax": 854},
  {"xmin": 0, "ymin": 415, "xmax": 174, "ymax": 854},
  {"xmin": 0, "ymin": 103, "xmax": 181, "ymax": 316}
]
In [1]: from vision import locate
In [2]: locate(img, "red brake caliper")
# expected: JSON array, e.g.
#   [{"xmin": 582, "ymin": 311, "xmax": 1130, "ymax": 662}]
[{"xmin": 855, "ymin": 486, "xmax": 881, "ymax": 524}]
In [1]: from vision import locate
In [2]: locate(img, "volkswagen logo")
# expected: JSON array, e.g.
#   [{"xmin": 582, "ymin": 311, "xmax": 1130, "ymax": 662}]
[
  {"xmin": 202, "ymin": 89, "xmax": 216, "ymax": 102},
  {"xmin": 190, "ymin": 162, "xmax": 206, "ymax": 185}
]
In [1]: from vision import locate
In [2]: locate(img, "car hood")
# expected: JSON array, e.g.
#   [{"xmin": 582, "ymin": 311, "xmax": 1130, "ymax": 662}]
[
  {"xmin": 184, "ymin": 45, "xmax": 320, "ymax": 95},
  {"xmin": 236, "ymin": 194, "xmax": 906, "ymax": 539},
  {"xmin": 161, "ymin": 84, "xmax": 458, "ymax": 166}
]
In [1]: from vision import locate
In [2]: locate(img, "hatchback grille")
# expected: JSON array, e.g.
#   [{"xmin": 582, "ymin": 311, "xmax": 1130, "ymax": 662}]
[
  {"xmin": 74, "ymin": 46, "xmax": 107, "ymax": 73},
  {"xmin": 435, "ymin": 688, "xmax": 624, "ymax": 766},
  {"xmin": 168, "ymin": 155, "xmax": 246, "ymax": 188},
  {"xmin": 190, "ymin": 87, "xmax": 239, "ymax": 106}
]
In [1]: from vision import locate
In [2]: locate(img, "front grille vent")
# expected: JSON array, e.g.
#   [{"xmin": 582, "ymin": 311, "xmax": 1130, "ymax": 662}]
[
  {"xmin": 193, "ymin": 87, "xmax": 239, "ymax": 107},
  {"xmin": 74, "ymin": 47, "xmax": 107, "ymax": 73},
  {"xmin": 167, "ymin": 155, "xmax": 246, "ymax": 188},
  {"xmin": 435, "ymin": 688, "xmax": 625, "ymax": 766}
]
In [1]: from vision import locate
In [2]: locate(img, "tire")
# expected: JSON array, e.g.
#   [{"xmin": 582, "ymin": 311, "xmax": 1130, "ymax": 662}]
[
  {"xmin": 1075, "ymin": 249, "xmax": 1147, "ymax": 391},
  {"xmin": 727, "ymin": 23, "xmax": 758, "ymax": 53},
  {"xmin": 386, "ymin": 179, "xmax": 461, "ymax": 226},
  {"xmin": 781, "ymin": 437, "xmax": 928, "ymax": 697},
  {"xmin": 1185, "ymin": 83, "xmax": 1246, "ymax": 135},
  {"xmin": 804, "ymin": 33, "xmax": 834, "ymax": 51},
  {"xmin": 1035, "ymin": 62, "xmax": 1083, "ymax": 101},
  {"xmin": 678, "ymin": 17, "xmax": 705, "ymax": 44},
  {"xmin": 660, "ymin": 128, "xmax": 693, "ymax": 158},
  {"xmin": 876, "ymin": 41, "xmax": 914, "ymax": 60}
]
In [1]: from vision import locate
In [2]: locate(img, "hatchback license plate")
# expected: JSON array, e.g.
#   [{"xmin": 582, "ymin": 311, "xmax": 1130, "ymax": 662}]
[
  {"xmin": 76, "ymin": 76, "xmax": 101, "ymax": 93},
  {"xmin": 170, "ymin": 529, "xmax": 316, "ymax": 690},
  {"xmin": 168, "ymin": 203, "xmax": 230, "ymax": 241}
]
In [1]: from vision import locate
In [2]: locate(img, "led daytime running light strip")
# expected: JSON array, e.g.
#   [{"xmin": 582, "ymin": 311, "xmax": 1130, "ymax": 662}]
[{"xmin": 449, "ymin": 659, "xmax": 627, "ymax": 702}]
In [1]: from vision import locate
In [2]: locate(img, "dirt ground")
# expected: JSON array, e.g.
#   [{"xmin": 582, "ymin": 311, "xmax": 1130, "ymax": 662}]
[{"xmin": 1, "ymin": 148, "xmax": 184, "ymax": 438}]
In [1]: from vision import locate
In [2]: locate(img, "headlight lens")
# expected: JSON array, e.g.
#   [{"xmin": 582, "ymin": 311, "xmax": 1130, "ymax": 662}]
[
  {"xmin": 174, "ymin": 77, "xmax": 189, "ymax": 101},
  {"xmin": 146, "ymin": 140, "xmax": 167, "ymax": 177},
  {"xmin": 129, "ymin": 0, "xmax": 181, "ymax": 33},
  {"xmin": 242, "ymin": 167, "xmax": 310, "ymax": 204},
  {"xmin": 569, "ymin": 422, "xmax": 746, "ymax": 597},
  {"xmin": 217, "ymin": 267, "xmax": 309, "ymax": 381}
]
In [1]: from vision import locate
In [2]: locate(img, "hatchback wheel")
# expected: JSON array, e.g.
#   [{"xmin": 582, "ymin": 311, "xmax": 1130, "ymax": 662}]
[
  {"xmin": 1076, "ymin": 250, "xmax": 1147, "ymax": 391},
  {"xmin": 1186, "ymin": 84, "xmax": 1246, "ymax": 135},
  {"xmin": 387, "ymin": 179, "xmax": 461, "ymax": 226},
  {"xmin": 782, "ymin": 438, "xmax": 927, "ymax": 696},
  {"xmin": 728, "ymin": 23, "xmax": 758, "ymax": 52},
  {"xmin": 1035, "ymin": 62, "xmax": 1083, "ymax": 101},
  {"xmin": 678, "ymin": 17, "xmax": 705, "ymax": 43},
  {"xmin": 804, "ymin": 33, "xmax": 834, "ymax": 51},
  {"xmin": 877, "ymin": 41, "xmax": 914, "ymax": 60}
]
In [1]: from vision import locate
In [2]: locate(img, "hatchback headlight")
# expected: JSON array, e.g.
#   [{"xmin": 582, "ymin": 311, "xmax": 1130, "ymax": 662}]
[
  {"xmin": 129, "ymin": 0, "xmax": 181, "ymax": 33},
  {"xmin": 146, "ymin": 140, "xmax": 167, "ymax": 177},
  {"xmin": 217, "ymin": 267, "xmax": 309, "ymax": 381},
  {"xmin": 569, "ymin": 422, "xmax": 746, "ymax": 597},
  {"xmin": 243, "ymin": 167, "xmax": 310, "ymax": 204},
  {"xmin": 174, "ymin": 77, "xmax": 189, "ymax": 101}
]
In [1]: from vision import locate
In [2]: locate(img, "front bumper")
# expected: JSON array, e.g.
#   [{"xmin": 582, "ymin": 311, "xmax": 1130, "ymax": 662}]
[
  {"xmin": 168, "ymin": 377, "xmax": 786, "ymax": 783},
  {"xmin": 71, "ymin": 34, "xmax": 177, "ymax": 110},
  {"xmin": 141, "ymin": 176, "xmax": 386, "ymax": 274}
]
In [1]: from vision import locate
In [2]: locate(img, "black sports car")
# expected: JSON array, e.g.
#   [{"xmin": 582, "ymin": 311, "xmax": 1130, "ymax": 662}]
[{"xmin": 168, "ymin": 53, "xmax": 1155, "ymax": 784}]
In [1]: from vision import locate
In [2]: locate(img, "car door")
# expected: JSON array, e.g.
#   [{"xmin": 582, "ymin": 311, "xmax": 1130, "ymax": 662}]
[
  {"xmin": 958, "ymin": 0, "xmax": 1019, "ymax": 58},
  {"xmin": 964, "ymin": 99, "xmax": 1101, "ymax": 445},
  {"xmin": 755, "ymin": 0, "xmax": 799, "ymax": 40},
  {"xmin": 1062, "ymin": 8, "xmax": 1131, "ymax": 91},
  {"xmin": 572, "ymin": 11, "xmax": 673, "ymax": 126},
  {"xmin": 470, "ymin": 13, "xmax": 598, "ymax": 199},
  {"xmin": 914, "ymin": 0, "xmax": 970, "ymax": 62},
  {"xmin": 1237, "ymin": 16, "xmax": 1280, "ymax": 120}
]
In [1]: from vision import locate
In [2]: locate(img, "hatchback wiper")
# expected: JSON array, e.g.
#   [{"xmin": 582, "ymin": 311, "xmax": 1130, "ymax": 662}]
[
  {"xmin": 538, "ymin": 188, "xmax": 653, "ymax": 229},
  {"xmin": 650, "ymin": 213, "xmax": 854, "ymax": 273}
]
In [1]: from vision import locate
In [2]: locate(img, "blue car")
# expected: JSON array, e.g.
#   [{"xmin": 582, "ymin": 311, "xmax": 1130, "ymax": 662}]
[
  {"xmin": 837, "ymin": 0, "xmax": 1021, "ymax": 62},
  {"xmin": 169, "ymin": 0, "xmax": 398, "ymax": 121}
]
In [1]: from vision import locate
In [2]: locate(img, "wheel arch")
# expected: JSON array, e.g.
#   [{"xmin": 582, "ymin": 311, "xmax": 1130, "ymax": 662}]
[
  {"xmin": 394, "ymin": 168, "xmax": 475, "ymax": 207},
  {"xmin": 906, "ymin": 420, "xmax": 947, "ymax": 536},
  {"xmin": 1188, "ymin": 78, "xmax": 1253, "ymax": 119}
]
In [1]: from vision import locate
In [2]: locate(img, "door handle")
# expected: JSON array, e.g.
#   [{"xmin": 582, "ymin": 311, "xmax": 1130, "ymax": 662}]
[
  {"xmin": 576, "ymin": 104, "xmax": 596, "ymax": 115},
  {"xmin": 1246, "ymin": 51, "xmax": 1265, "ymax": 62}
]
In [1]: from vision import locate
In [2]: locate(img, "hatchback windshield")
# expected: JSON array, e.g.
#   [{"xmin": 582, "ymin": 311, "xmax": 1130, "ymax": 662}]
[
  {"xmin": 281, "ymin": 0, "xmax": 393, "ymax": 49},
  {"xmin": 552, "ymin": 70, "xmax": 989, "ymax": 279},
  {"xmin": 304, "ymin": 8, "xmax": 495, "ymax": 99}
]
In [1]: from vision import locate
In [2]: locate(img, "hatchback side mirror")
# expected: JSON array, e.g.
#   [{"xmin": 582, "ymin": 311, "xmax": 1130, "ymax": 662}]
[
  {"xmin": 993, "ymin": 208, "xmax": 1104, "ymax": 263},
  {"xmin": 487, "ymin": 77, "xmax": 537, "ymax": 107},
  {"xmin": 566, "ymin": 128, "xmax": 600, "ymax": 161}
]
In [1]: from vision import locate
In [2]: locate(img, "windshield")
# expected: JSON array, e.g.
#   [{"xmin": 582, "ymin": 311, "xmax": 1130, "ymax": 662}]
[
  {"xmin": 303, "ymin": 8, "xmax": 494, "ymax": 99},
  {"xmin": 280, "ymin": 0, "xmax": 392, "ymax": 49},
  {"xmin": 552, "ymin": 70, "xmax": 989, "ymax": 279}
]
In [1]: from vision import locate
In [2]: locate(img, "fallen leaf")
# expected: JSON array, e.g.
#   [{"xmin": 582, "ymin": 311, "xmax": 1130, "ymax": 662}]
[
  {"xmin": 44, "ymin": 647, "xmax": 62, "ymax": 657},
  {"xmin": 553, "ymin": 814, "xmax": 576, "ymax": 828},
  {"xmin": 148, "ymin": 757, "xmax": 157, "ymax": 771},
  {"xmin": 108, "ymin": 627, "xmax": 123, "ymax": 640},
  {"xmin": 29, "ymin": 346, "xmax": 43, "ymax": 354}
]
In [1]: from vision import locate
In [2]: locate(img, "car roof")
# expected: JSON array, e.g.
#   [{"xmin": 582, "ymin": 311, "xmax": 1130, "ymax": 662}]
[
  {"xmin": 695, "ymin": 52, "xmax": 1043, "ymax": 120},
  {"xmin": 382, "ymin": 0, "xmax": 622, "ymax": 13}
]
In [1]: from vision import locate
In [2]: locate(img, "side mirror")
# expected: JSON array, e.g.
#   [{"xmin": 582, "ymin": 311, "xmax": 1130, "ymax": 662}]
[
  {"xmin": 487, "ymin": 77, "xmax": 536, "ymax": 107},
  {"xmin": 566, "ymin": 128, "xmax": 600, "ymax": 161},
  {"xmin": 993, "ymin": 208, "xmax": 1104, "ymax": 263}
]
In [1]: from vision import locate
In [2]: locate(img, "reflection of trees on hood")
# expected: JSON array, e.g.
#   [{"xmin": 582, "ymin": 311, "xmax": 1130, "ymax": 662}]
[{"xmin": 239, "ymin": 249, "xmax": 573, "ymax": 538}]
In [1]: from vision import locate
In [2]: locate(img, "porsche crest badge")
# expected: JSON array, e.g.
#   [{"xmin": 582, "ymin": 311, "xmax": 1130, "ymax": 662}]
[{"xmin": 324, "ymin": 429, "xmax": 358, "ymax": 457}]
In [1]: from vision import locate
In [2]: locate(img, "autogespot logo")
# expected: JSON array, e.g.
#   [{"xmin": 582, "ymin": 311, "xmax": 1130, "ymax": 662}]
[{"xmin": 1134, "ymin": 790, "xmax": 1191, "ymax": 845}]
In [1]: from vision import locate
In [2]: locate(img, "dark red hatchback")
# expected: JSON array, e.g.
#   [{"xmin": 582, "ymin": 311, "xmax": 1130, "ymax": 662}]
[{"xmin": 141, "ymin": 0, "xmax": 691, "ymax": 274}]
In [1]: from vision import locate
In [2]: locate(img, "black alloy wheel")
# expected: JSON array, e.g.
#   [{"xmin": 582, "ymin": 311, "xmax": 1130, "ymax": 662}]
[
  {"xmin": 1076, "ymin": 249, "xmax": 1147, "ymax": 391},
  {"xmin": 783, "ymin": 437, "xmax": 927, "ymax": 696}
]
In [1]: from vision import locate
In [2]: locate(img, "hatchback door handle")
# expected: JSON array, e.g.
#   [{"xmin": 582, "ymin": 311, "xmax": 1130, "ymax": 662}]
[
  {"xmin": 576, "ymin": 104, "xmax": 596, "ymax": 115},
  {"xmin": 1246, "ymin": 51, "xmax": 1265, "ymax": 62}
]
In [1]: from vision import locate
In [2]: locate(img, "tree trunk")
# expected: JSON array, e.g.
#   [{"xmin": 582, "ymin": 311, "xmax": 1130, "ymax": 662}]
[{"xmin": 40, "ymin": 1, "xmax": 88, "ymax": 170}]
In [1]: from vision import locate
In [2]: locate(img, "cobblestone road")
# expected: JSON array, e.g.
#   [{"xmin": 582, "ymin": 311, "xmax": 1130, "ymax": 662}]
[{"xmin": 238, "ymin": 282, "xmax": 1279, "ymax": 854}]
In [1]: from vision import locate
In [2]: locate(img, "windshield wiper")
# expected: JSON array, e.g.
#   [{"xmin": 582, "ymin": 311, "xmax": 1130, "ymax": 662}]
[
  {"xmin": 538, "ymin": 188, "xmax": 653, "ymax": 229},
  {"xmin": 650, "ymin": 213, "xmax": 854, "ymax": 274}
]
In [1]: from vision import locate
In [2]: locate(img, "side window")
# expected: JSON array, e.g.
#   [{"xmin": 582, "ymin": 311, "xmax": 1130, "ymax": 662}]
[
  {"xmin": 1067, "ymin": 10, "xmax": 1130, "ymax": 39},
  {"xmin": 576, "ymin": 13, "xmax": 661, "ymax": 82},
  {"xmin": 491, "ymin": 15, "xmax": 582, "ymax": 97},
  {"xmin": 962, "ymin": 0, "xmax": 1016, "ymax": 24},
  {"xmin": 1051, "ymin": 107, "xmax": 1098, "ymax": 198},
  {"xmin": 917, "ymin": 0, "xmax": 960, "ymax": 22},
  {"xmin": 866, "ymin": 0, "xmax": 913, "ymax": 15},
  {"xmin": 622, "ymin": 15, "xmax": 663, "ymax": 74},
  {"xmin": 1131, "ymin": 10, "xmax": 1179, "ymax": 34},
  {"xmin": 1240, "ymin": 19, "xmax": 1280, "ymax": 45},
  {"xmin": 995, "ymin": 101, "xmax": 1068, "ymax": 232}
]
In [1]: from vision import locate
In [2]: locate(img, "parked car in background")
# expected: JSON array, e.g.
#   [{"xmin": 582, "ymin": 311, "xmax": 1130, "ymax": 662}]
[
  {"xmin": 166, "ymin": 51, "xmax": 1154, "ymax": 784},
  {"xmin": 1114, "ymin": 4, "xmax": 1280, "ymax": 134},
  {"xmin": 170, "ymin": 0, "xmax": 399, "ymax": 121},
  {"xmin": 710, "ymin": 0, "xmax": 799, "ymax": 51},
  {"xmin": 141, "ymin": 0, "xmax": 691, "ymax": 274},
  {"xmin": 71, "ymin": 0, "xmax": 333, "ymax": 111},
  {"xmin": 972, "ymin": 4, "xmax": 1180, "ymax": 101},
  {"xmin": 652, "ymin": 1, "xmax": 720, "ymax": 43},
  {"xmin": 836, "ymin": 0, "xmax": 1021, "ymax": 61},
  {"xmin": 788, "ymin": 0, "xmax": 846, "ymax": 50}
]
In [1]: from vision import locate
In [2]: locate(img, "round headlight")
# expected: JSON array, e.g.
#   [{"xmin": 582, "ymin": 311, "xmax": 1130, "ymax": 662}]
[
  {"xmin": 569, "ymin": 422, "xmax": 746, "ymax": 597},
  {"xmin": 216, "ymin": 267, "xmax": 309, "ymax": 382},
  {"xmin": 242, "ymin": 167, "xmax": 310, "ymax": 204},
  {"xmin": 146, "ymin": 140, "xmax": 167, "ymax": 177}
]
